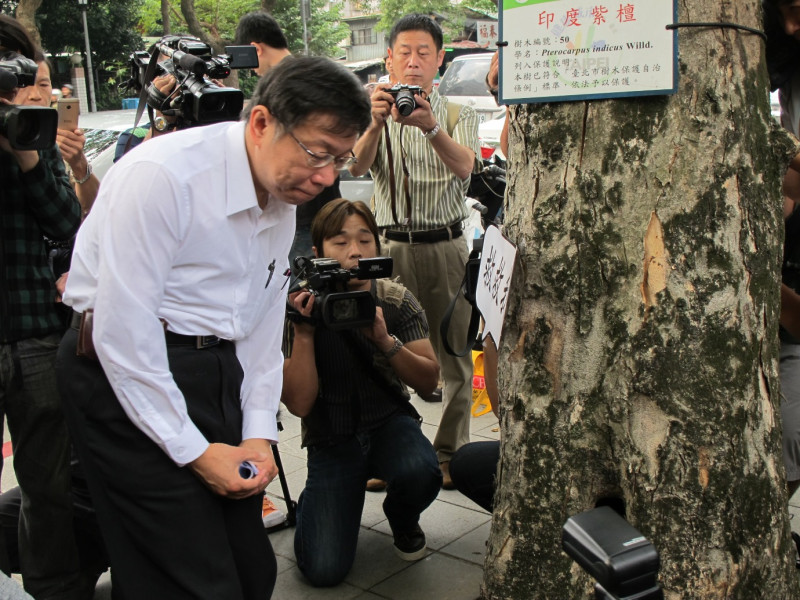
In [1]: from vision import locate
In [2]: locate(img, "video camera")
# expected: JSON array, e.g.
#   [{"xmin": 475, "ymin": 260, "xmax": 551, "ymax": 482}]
[
  {"xmin": 125, "ymin": 35, "xmax": 258, "ymax": 127},
  {"xmin": 386, "ymin": 83, "xmax": 423, "ymax": 117},
  {"xmin": 287, "ymin": 256, "xmax": 393, "ymax": 330},
  {"xmin": 0, "ymin": 52, "xmax": 57, "ymax": 151},
  {"xmin": 562, "ymin": 506, "xmax": 663, "ymax": 600}
]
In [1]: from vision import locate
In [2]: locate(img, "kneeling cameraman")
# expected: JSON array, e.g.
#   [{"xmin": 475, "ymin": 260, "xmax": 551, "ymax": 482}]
[{"xmin": 283, "ymin": 199, "xmax": 441, "ymax": 586}]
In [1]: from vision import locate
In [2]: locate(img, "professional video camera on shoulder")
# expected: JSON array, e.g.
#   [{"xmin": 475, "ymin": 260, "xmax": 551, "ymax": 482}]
[
  {"xmin": 126, "ymin": 34, "xmax": 258, "ymax": 128},
  {"xmin": 0, "ymin": 51, "xmax": 57, "ymax": 150},
  {"xmin": 288, "ymin": 256, "xmax": 394, "ymax": 331}
]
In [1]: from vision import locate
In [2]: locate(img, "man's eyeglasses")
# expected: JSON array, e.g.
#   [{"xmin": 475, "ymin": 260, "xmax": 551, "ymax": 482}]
[{"xmin": 288, "ymin": 131, "xmax": 357, "ymax": 170}]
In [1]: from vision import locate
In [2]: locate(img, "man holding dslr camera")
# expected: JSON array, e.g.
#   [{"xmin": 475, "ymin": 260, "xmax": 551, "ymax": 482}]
[
  {"xmin": 283, "ymin": 198, "xmax": 441, "ymax": 586},
  {"xmin": 57, "ymin": 56, "xmax": 371, "ymax": 599},
  {"xmin": 0, "ymin": 15, "xmax": 85, "ymax": 600},
  {"xmin": 351, "ymin": 13, "xmax": 481, "ymax": 488}
]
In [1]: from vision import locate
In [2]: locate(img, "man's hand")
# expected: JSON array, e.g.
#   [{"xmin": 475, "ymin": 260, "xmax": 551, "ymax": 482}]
[
  {"xmin": 239, "ymin": 437, "xmax": 278, "ymax": 485},
  {"xmin": 391, "ymin": 92, "xmax": 437, "ymax": 133},
  {"xmin": 361, "ymin": 306, "xmax": 394, "ymax": 353},
  {"xmin": 288, "ymin": 290, "xmax": 317, "ymax": 336},
  {"xmin": 188, "ymin": 442, "xmax": 274, "ymax": 499},
  {"xmin": 56, "ymin": 128, "xmax": 88, "ymax": 176},
  {"xmin": 55, "ymin": 271, "xmax": 69, "ymax": 302},
  {"xmin": 367, "ymin": 84, "xmax": 396, "ymax": 129},
  {"xmin": 487, "ymin": 51, "xmax": 499, "ymax": 93}
]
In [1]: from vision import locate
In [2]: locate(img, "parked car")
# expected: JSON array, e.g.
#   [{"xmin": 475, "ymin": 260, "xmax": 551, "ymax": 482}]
[
  {"xmin": 339, "ymin": 169, "xmax": 374, "ymax": 204},
  {"xmin": 80, "ymin": 109, "xmax": 139, "ymax": 180},
  {"xmin": 478, "ymin": 112, "xmax": 506, "ymax": 160},
  {"xmin": 437, "ymin": 53, "xmax": 505, "ymax": 124}
]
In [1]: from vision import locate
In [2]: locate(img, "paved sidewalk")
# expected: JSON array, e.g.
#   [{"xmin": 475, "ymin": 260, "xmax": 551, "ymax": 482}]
[
  {"xmin": 13, "ymin": 393, "xmax": 800, "ymax": 599},
  {"xmin": 88, "ymin": 395, "xmax": 499, "ymax": 599}
]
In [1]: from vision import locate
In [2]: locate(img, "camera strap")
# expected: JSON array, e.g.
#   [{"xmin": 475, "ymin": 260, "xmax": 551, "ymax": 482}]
[
  {"xmin": 122, "ymin": 46, "xmax": 162, "ymax": 157},
  {"xmin": 383, "ymin": 122, "xmax": 412, "ymax": 227},
  {"xmin": 440, "ymin": 247, "xmax": 482, "ymax": 357}
]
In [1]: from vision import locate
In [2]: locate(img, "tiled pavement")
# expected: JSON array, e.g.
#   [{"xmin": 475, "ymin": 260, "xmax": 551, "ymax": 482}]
[
  {"xmin": 5, "ymin": 398, "xmax": 799, "ymax": 599},
  {"xmin": 87, "ymin": 395, "xmax": 500, "ymax": 599}
]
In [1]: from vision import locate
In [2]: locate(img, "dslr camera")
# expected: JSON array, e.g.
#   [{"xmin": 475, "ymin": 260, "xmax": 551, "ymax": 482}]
[
  {"xmin": 0, "ymin": 51, "xmax": 57, "ymax": 150},
  {"xmin": 125, "ymin": 35, "xmax": 258, "ymax": 127},
  {"xmin": 387, "ymin": 83, "xmax": 423, "ymax": 117},
  {"xmin": 288, "ymin": 256, "xmax": 393, "ymax": 330}
]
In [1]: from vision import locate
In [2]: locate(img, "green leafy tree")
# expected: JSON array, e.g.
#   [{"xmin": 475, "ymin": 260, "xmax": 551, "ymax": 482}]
[
  {"xmin": 139, "ymin": 0, "xmax": 347, "ymax": 57},
  {"xmin": 270, "ymin": 0, "xmax": 348, "ymax": 57},
  {"xmin": 35, "ymin": 0, "xmax": 143, "ymax": 60}
]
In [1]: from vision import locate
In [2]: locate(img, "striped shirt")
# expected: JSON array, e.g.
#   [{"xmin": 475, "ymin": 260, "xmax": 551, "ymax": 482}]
[
  {"xmin": 372, "ymin": 88, "xmax": 481, "ymax": 230},
  {"xmin": 1, "ymin": 146, "xmax": 81, "ymax": 343}
]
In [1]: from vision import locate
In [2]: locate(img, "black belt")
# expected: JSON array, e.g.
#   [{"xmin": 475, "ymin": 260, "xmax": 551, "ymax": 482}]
[
  {"xmin": 164, "ymin": 331, "xmax": 220, "ymax": 349},
  {"xmin": 70, "ymin": 311, "xmax": 220, "ymax": 349},
  {"xmin": 380, "ymin": 223, "xmax": 462, "ymax": 244}
]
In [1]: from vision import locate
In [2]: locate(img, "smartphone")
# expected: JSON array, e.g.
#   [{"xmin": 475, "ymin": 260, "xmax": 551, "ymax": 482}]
[{"xmin": 57, "ymin": 98, "xmax": 80, "ymax": 130}]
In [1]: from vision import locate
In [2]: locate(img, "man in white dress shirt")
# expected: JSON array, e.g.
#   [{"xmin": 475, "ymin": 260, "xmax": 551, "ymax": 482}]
[{"xmin": 55, "ymin": 56, "xmax": 371, "ymax": 600}]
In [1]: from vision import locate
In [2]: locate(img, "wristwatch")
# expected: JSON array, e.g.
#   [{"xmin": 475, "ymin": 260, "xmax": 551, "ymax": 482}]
[
  {"xmin": 383, "ymin": 334, "xmax": 404, "ymax": 359},
  {"xmin": 153, "ymin": 115, "xmax": 175, "ymax": 132},
  {"xmin": 421, "ymin": 122, "xmax": 441, "ymax": 140},
  {"xmin": 75, "ymin": 162, "xmax": 93, "ymax": 185}
]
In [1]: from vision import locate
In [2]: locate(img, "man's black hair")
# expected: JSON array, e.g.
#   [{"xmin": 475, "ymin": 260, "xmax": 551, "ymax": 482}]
[
  {"xmin": 243, "ymin": 55, "xmax": 371, "ymax": 136},
  {"xmin": 0, "ymin": 15, "xmax": 36, "ymax": 59},
  {"xmin": 388, "ymin": 14, "xmax": 443, "ymax": 52},
  {"xmin": 235, "ymin": 11, "xmax": 289, "ymax": 49}
]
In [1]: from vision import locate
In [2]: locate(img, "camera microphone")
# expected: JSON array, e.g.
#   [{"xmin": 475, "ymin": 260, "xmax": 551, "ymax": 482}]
[{"xmin": 175, "ymin": 51, "xmax": 207, "ymax": 78}]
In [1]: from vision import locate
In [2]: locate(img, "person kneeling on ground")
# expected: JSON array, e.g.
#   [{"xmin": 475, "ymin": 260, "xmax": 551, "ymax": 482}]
[{"xmin": 283, "ymin": 198, "xmax": 442, "ymax": 586}]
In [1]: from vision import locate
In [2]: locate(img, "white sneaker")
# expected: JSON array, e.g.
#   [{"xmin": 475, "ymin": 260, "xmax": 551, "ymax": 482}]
[{"xmin": 262, "ymin": 495, "xmax": 286, "ymax": 529}]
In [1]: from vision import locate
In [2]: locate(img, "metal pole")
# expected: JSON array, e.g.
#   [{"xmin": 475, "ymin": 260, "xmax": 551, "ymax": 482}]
[
  {"xmin": 80, "ymin": 6, "xmax": 97, "ymax": 112},
  {"xmin": 301, "ymin": 0, "xmax": 310, "ymax": 56}
]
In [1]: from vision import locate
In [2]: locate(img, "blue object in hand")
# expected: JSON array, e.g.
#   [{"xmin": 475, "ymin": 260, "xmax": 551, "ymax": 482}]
[{"xmin": 238, "ymin": 461, "xmax": 259, "ymax": 479}]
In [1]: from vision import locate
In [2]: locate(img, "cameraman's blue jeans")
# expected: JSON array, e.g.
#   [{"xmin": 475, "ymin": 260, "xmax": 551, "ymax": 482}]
[{"xmin": 295, "ymin": 414, "xmax": 441, "ymax": 587}]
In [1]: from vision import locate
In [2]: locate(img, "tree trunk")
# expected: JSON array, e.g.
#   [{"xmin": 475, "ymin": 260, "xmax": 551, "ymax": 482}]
[
  {"xmin": 179, "ymin": 0, "xmax": 214, "ymax": 47},
  {"xmin": 178, "ymin": 0, "xmax": 238, "ymax": 89},
  {"xmin": 483, "ymin": 1, "xmax": 800, "ymax": 598},
  {"xmin": 15, "ymin": 0, "xmax": 43, "ymax": 48},
  {"xmin": 161, "ymin": 0, "xmax": 171, "ymax": 35}
]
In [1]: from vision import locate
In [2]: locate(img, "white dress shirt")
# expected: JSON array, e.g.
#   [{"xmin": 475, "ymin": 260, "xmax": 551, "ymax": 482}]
[{"xmin": 64, "ymin": 120, "xmax": 295, "ymax": 466}]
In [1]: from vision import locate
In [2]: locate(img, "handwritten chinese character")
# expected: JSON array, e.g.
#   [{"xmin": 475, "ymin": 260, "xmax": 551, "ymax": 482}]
[
  {"xmin": 490, "ymin": 257, "xmax": 506, "ymax": 303},
  {"xmin": 483, "ymin": 246, "xmax": 497, "ymax": 287}
]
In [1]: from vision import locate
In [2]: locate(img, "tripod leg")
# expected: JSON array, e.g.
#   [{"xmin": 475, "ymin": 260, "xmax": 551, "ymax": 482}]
[{"xmin": 271, "ymin": 444, "xmax": 298, "ymax": 526}]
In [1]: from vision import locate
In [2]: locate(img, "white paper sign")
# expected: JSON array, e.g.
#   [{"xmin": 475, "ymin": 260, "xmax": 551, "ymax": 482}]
[
  {"xmin": 499, "ymin": 0, "xmax": 677, "ymax": 104},
  {"xmin": 476, "ymin": 20, "xmax": 500, "ymax": 49},
  {"xmin": 476, "ymin": 226, "xmax": 517, "ymax": 344}
]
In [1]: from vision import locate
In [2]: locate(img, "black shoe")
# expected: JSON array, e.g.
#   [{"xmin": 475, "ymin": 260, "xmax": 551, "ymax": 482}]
[
  {"xmin": 419, "ymin": 387, "xmax": 442, "ymax": 402},
  {"xmin": 392, "ymin": 523, "xmax": 427, "ymax": 561}
]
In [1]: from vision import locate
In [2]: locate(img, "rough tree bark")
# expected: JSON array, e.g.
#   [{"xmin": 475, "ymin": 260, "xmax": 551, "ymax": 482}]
[
  {"xmin": 483, "ymin": 1, "xmax": 800, "ymax": 598},
  {"xmin": 161, "ymin": 0, "xmax": 171, "ymax": 36},
  {"xmin": 14, "ymin": 0, "xmax": 42, "ymax": 48}
]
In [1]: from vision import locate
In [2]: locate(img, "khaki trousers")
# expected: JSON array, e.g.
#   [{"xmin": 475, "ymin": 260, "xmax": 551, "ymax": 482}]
[{"xmin": 382, "ymin": 235, "xmax": 473, "ymax": 462}]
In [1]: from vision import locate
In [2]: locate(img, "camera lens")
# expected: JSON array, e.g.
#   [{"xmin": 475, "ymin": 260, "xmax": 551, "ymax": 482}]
[{"xmin": 395, "ymin": 90, "xmax": 416, "ymax": 117}]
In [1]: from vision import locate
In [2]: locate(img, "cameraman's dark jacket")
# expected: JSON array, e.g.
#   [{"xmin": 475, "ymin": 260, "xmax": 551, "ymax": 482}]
[
  {"xmin": 285, "ymin": 279, "xmax": 429, "ymax": 448},
  {"xmin": 1, "ymin": 145, "xmax": 81, "ymax": 342}
]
